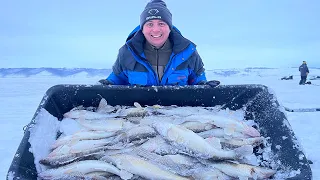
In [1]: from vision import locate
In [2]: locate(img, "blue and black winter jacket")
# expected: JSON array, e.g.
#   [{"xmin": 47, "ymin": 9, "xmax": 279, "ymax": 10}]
[{"xmin": 106, "ymin": 25, "xmax": 207, "ymax": 86}]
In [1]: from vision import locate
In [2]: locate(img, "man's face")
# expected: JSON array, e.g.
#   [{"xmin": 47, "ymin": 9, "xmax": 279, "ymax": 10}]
[{"xmin": 142, "ymin": 19, "xmax": 170, "ymax": 48}]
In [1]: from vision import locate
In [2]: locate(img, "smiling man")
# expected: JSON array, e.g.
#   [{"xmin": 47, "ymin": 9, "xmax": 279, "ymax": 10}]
[{"xmin": 99, "ymin": 0, "xmax": 208, "ymax": 86}]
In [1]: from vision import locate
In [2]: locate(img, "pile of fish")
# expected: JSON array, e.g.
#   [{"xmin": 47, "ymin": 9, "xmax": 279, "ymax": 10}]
[{"xmin": 38, "ymin": 99, "xmax": 276, "ymax": 180}]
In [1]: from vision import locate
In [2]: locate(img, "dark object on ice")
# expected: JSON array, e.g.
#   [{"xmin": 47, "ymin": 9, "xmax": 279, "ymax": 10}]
[
  {"xmin": 206, "ymin": 80, "xmax": 220, "ymax": 87},
  {"xmin": 284, "ymin": 106, "xmax": 320, "ymax": 112},
  {"xmin": 305, "ymin": 81, "xmax": 312, "ymax": 85},
  {"xmin": 7, "ymin": 85, "xmax": 312, "ymax": 180},
  {"xmin": 198, "ymin": 80, "xmax": 220, "ymax": 87},
  {"xmin": 281, "ymin": 75, "xmax": 293, "ymax": 80},
  {"xmin": 98, "ymin": 79, "xmax": 113, "ymax": 85},
  {"xmin": 309, "ymin": 76, "xmax": 320, "ymax": 80}
]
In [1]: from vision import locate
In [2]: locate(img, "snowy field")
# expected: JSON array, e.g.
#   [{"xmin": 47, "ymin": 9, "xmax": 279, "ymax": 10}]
[{"xmin": 1, "ymin": 67, "xmax": 320, "ymax": 179}]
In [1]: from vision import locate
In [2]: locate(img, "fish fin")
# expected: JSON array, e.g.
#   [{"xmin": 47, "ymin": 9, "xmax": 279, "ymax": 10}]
[
  {"xmin": 69, "ymin": 139, "xmax": 79, "ymax": 145},
  {"xmin": 153, "ymin": 104, "xmax": 162, "ymax": 109},
  {"xmin": 226, "ymin": 160, "xmax": 240, "ymax": 164},
  {"xmin": 224, "ymin": 127, "xmax": 235, "ymax": 136},
  {"xmin": 204, "ymin": 124, "xmax": 215, "ymax": 131},
  {"xmin": 205, "ymin": 137, "xmax": 222, "ymax": 149},
  {"xmin": 253, "ymin": 167, "xmax": 277, "ymax": 179},
  {"xmin": 234, "ymin": 145, "xmax": 253, "ymax": 157},
  {"xmin": 119, "ymin": 170, "xmax": 133, "ymax": 180},
  {"xmin": 67, "ymin": 139, "xmax": 80, "ymax": 154},
  {"xmin": 243, "ymin": 126, "xmax": 261, "ymax": 137},
  {"xmin": 64, "ymin": 167, "xmax": 78, "ymax": 174},
  {"xmin": 51, "ymin": 142, "xmax": 60, "ymax": 150},
  {"xmin": 238, "ymin": 176, "xmax": 249, "ymax": 180},
  {"xmin": 133, "ymin": 102, "xmax": 142, "ymax": 108},
  {"xmin": 97, "ymin": 98, "xmax": 108, "ymax": 111},
  {"xmin": 132, "ymin": 147, "xmax": 159, "ymax": 160}
]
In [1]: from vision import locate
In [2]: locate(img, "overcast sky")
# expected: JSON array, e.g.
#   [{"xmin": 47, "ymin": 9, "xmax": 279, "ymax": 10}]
[{"xmin": 1, "ymin": 0, "xmax": 319, "ymax": 69}]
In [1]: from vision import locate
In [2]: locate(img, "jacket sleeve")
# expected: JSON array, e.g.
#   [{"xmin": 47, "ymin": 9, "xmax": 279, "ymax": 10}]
[
  {"xmin": 106, "ymin": 48, "xmax": 129, "ymax": 85},
  {"xmin": 188, "ymin": 50, "xmax": 207, "ymax": 85}
]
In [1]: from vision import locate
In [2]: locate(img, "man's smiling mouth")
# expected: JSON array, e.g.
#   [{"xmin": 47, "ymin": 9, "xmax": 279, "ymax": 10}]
[{"xmin": 151, "ymin": 34, "xmax": 162, "ymax": 38}]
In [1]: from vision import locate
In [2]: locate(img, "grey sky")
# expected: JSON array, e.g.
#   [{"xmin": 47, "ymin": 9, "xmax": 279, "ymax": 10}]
[{"xmin": 1, "ymin": 0, "xmax": 319, "ymax": 69}]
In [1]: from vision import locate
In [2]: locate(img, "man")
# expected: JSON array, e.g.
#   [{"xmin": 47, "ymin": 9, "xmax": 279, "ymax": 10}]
[
  {"xmin": 299, "ymin": 61, "xmax": 309, "ymax": 85},
  {"xmin": 99, "ymin": 0, "xmax": 218, "ymax": 86}
]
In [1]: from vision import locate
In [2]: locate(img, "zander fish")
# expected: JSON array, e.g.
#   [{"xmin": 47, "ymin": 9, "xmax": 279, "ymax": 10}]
[
  {"xmin": 38, "ymin": 160, "xmax": 133, "ymax": 180},
  {"xmin": 197, "ymin": 128, "xmax": 250, "ymax": 139},
  {"xmin": 206, "ymin": 136, "xmax": 265, "ymax": 148},
  {"xmin": 40, "ymin": 144, "xmax": 126, "ymax": 167},
  {"xmin": 208, "ymin": 161, "xmax": 276, "ymax": 179},
  {"xmin": 192, "ymin": 168, "xmax": 231, "ymax": 180},
  {"xmin": 117, "ymin": 102, "xmax": 149, "ymax": 117},
  {"xmin": 134, "ymin": 148, "xmax": 201, "ymax": 177},
  {"xmin": 51, "ymin": 131, "xmax": 119, "ymax": 149},
  {"xmin": 152, "ymin": 121, "xmax": 253, "ymax": 160},
  {"xmin": 49, "ymin": 138, "xmax": 115, "ymax": 157},
  {"xmin": 184, "ymin": 115, "xmax": 260, "ymax": 137},
  {"xmin": 76, "ymin": 118, "xmax": 132, "ymax": 132},
  {"xmin": 101, "ymin": 154, "xmax": 190, "ymax": 180},
  {"xmin": 180, "ymin": 121, "xmax": 216, "ymax": 133},
  {"xmin": 115, "ymin": 125, "xmax": 157, "ymax": 143},
  {"xmin": 140, "ymin": 136, "xmax": 180, "ymax": 155},
  {"xmin": 64, "ymin": 110, "xmax": 119, "ymax": 120}
]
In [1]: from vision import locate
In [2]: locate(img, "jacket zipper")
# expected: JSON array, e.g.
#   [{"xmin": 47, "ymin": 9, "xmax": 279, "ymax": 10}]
[
  {"xmin": 155, "ymin": 49, "xmax": 160, "ymax": 83},
  {"xmin": 145, "ymin": 59, "xmax": 159, "ymax": 85},
  {"xmin": 127, "ymin": 46, "xmax": 159, "ymax": 85}
]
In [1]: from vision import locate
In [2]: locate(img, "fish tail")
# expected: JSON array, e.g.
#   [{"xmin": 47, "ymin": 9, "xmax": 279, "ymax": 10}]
[
  {"xmin": 39, "ymin": 158, "xmax": 49, "ymax": 165},
  {"xmin": 253, "ymin": 167, "xmax": 277, "ymax": 179},
  {"xmin": 119, "ymin": 170, "xmax": 133, "ymax": 180},
  {"xmin": 234, "ymin": 145, "xmax": 253, "ymax": 158}
]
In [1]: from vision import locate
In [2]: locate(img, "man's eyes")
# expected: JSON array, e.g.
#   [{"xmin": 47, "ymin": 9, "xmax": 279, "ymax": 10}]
[{"xmin": 146, "ymin": 22, "xmax": 166, "ymax": 27}]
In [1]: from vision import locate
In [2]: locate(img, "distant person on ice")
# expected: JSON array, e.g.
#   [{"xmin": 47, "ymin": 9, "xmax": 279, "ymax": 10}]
[
  {"xmin": 299, "ymin": 61, "xmax": 309, "ymax": 85},
  {"xmin": 99, "ymin": 0, "xmax": 219, "ymax": 87}
]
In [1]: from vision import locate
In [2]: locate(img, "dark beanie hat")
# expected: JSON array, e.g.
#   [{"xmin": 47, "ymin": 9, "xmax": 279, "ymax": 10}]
[{"xmin": 140, "ymin": 0, "xmax": 172, "ymax": 29}]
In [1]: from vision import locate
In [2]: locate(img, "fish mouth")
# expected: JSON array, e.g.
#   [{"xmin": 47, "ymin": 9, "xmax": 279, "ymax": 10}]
[{"xmin": 244, "ymin": 127, "xmax": 261, "ymax": 137}]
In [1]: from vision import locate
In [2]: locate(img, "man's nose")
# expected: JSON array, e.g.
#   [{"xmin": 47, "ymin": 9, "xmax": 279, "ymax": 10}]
[{"xmin": 152, "ymin": 24, "xmax": 161, "ymax": 31}]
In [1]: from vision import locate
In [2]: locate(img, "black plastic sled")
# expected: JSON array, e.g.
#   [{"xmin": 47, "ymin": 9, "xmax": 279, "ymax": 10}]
[{"xmin": 7, "ymin": 84, "xmax": 312, "ymax": 179}]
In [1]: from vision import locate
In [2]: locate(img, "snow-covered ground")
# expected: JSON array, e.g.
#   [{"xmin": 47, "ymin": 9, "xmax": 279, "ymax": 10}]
[{"xmin": 1, "ymin": 67, "xmax": 320, "ymax": 179}]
